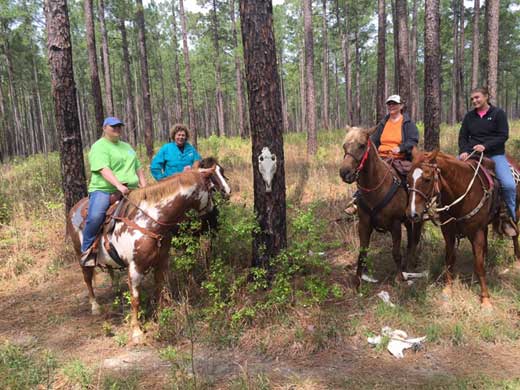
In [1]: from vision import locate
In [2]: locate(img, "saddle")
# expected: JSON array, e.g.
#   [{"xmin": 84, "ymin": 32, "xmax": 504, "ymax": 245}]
[
  {"xmin": 382, "ymin": 157, "xmax": 412, "ymax": 185},
  {"xmin": 80, "ymin": 192, "xmax": 127, "ymax": 267}
]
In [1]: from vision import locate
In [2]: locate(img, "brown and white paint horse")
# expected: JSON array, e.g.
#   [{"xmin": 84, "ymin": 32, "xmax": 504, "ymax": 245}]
[
  {"xmin": 67, "ymin": 159, "xmax": 230, "ymax": 342},
  {"xmin": 407, "ymin": 148, "xmax": 520, "ymax": 307},
  {"xmin": 339, "ymin": 126, "xmax": 423, "ymax": 285}
]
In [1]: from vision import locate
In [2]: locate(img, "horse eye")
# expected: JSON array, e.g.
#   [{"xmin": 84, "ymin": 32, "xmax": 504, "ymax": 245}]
[{"xmin": 358, "ymin": 144, "xmax": 364, "ymax": 150}]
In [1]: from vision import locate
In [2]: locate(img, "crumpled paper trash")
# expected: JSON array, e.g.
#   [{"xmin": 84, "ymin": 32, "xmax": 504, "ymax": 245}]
[
  {"xmin": 367, "ymin": 326, "xmax": 426, "ymax": 358},
  {"xmin": 361, "ymin": 273, "xmax": 378, "ymax": 283},
  {"xmin": 377, "ymin": 290, "xmax": 395, "ymax": 307}
]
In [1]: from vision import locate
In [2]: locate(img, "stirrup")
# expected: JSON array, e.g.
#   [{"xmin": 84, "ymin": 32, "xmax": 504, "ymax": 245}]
[{"xmin": 80, "ymin": 248, "xmax": 97, "ymax": 267}]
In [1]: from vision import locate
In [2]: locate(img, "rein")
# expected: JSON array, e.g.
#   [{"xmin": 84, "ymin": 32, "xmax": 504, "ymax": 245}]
[
  {"xmin": 410, "ymin": 152, "xmax": 492, "ymax": 225},
  {"xmin": 351, "ymin": 140, "xmax": 396, "ymax": 193}
]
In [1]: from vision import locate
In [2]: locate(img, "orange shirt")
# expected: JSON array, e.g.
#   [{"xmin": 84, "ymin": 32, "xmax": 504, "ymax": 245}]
[{"xmin": 378, "ymin": 117, "xmax": 404, "ymax": 158}]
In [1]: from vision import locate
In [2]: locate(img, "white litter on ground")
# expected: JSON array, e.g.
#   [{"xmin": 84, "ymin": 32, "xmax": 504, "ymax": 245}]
[
  {"xmin": 401, "ymin": 271, "xmax": 429, "ymax": 280},
  {"xmin": 367, "ymin": 326, "xmax": 426, "ymax": 358},
  {"xmin": 377, "ymin": 290, "xmax": 395, "ymax": 307},
  {"xmin": 361, "ymin": 274, "xmax": 378, "ymax": 283}
]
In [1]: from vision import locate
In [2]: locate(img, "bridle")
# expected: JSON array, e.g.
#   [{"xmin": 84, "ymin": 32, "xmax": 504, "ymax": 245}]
[
  {"xmin": 343, "ymin": 138, "xmax": 395, "ymax": 192},
  {"xmin": 407, "ymin": 162, "xmax": 442, "ymax": 222}
]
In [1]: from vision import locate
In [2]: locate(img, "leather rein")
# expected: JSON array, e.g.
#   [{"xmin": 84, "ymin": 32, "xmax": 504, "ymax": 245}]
[{"xmin": 408, "ymin": 153, "xmax": 493, "ymax": 225}]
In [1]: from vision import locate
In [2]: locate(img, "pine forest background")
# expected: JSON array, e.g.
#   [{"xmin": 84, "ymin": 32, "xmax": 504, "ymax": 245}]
[{"xmin": 1, "ymin": 0, "xmax": 520, "ymax": 160}]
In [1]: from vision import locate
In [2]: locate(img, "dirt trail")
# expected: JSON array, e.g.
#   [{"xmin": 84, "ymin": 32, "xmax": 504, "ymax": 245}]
[{"xmin": 2, "ymin": 256, "xmax": 520, "ymax": 389}]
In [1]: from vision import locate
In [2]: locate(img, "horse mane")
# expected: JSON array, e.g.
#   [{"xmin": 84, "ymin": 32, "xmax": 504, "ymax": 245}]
[
  {"xmin": 198, "ymin": 156, "xmax": 218, "ymax": 169},
  {"xmin": 128, "ymin": 171, "xmax": 202, "ymax": 204}
]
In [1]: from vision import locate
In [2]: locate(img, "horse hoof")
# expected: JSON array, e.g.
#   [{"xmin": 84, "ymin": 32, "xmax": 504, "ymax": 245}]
[
  {"xmin": 441, "ymin": 287, "xmax": 452, "ymax": 302},
  {"xmin": 131, "ymin": 328, "xmax": 145, "ymax": 344},
  {"xmin": 91, "ymin": 301, "xmax": 102, "ymax": 315},
  {"xmin": 481, "ymin": 298, "xmax": 493, "ymax": 311}
]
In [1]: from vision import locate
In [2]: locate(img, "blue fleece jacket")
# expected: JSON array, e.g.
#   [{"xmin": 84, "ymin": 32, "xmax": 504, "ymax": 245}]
[{"xmin": 150, "ymin": 142, "xmax": 201, "ymax": 180}]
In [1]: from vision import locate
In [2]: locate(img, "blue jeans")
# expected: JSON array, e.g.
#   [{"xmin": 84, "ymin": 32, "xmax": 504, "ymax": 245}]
[
  {"xmin": 81, "ymin": 191, "xmax": 111, "ymax": 252},
  {"xmin": 491, "ymin": 154, "xmax": 517, "ymax": 221}
]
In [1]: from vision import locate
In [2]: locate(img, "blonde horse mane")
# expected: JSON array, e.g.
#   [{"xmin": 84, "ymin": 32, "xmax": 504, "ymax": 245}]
[{"xmin": 128, "ymin": 171, "xmax": 203, "ymax": 204}]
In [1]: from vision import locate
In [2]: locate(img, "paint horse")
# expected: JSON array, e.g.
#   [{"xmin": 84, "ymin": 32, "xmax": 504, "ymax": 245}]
[
  {"xmin": 407, "ymin": 148, "xmax": 520, "ymax": 307},
  {"xmin": 339, "ymin": 126, "xmax": 423, "ymax": 285},
  {"xmin": 67, "ymin": 158, "xmax": 231, "ymax": 342}
]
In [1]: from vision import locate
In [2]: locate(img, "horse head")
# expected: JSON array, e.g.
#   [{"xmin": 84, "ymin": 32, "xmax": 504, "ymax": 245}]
[
  {"xmin": 197, "ymin": 157, "xmax": 231, "ymax": 200},
  {"xmin": 407, "ymin": 147, "xmax": 440, "ymax": 222},
  {"xmin": 339, "ymin": 125, "xmax": 377, "ymax": 183}
]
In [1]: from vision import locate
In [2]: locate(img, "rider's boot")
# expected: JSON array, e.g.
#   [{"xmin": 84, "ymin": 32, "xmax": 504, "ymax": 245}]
[{"xmin": 80, "ymin": 247, "xmax": 97, "ymax": 267}]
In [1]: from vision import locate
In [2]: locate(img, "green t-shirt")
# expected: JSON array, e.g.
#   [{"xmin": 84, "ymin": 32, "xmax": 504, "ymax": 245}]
[{"xmin": 88, "ymin": 137, "xmax": 142, "ymax": 193}]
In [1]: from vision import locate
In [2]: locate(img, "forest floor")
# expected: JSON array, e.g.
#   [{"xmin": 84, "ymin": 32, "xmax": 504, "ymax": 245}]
[{"xmin": 2, "ymin": 127, "xmax": 520, "ymax": 388}]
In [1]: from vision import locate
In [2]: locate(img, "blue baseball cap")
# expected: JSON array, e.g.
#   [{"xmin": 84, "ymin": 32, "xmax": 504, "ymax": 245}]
[{"xmin": 103, "ymin": 116, "xmax": 124, "ymax": 127}]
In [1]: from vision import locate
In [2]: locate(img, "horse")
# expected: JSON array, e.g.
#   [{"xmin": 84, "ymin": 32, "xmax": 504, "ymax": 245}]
[
  {"xmin": 406, "ymin": 148, "xmax": 520, "ymax": 307},
  {"xmin": 67, "ymin": 159, "xmax": 231, "ymax": 342},
  {"xmin": 339, "ymin": 125, "xmax": 423, "ymax": 285}
]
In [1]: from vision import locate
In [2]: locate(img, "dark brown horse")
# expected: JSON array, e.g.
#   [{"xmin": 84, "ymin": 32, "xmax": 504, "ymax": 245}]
[
  {"xmin": 67, "ymin": 161, "xmax": 230, "ymax": 342},
  {"xmin": 406, "ymin": 148, "xmax": 520, "ymax": 307},
  {"xmin": 339, "ymin": 126, "xmax": 423, "ymax": 285}
]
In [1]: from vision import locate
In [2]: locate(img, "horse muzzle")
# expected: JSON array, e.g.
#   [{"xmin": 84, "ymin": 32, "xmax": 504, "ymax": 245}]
[{"xmin": 339, "ymin": 167, "xmax": 356, "ymax": 184}]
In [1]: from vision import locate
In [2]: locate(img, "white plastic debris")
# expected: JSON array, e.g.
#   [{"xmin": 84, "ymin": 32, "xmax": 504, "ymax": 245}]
[
  {"xmin": 377, "ymin": 290, "xmax": 395, "ymax": 307},
  {"xmin": 361, "ymin": 274, "xmax": 378, "ymax": 283},
  {"xmin": 367, "ymin": 326, "xmax": 426, "ymax": 359},
  {"xmin": 401, "ymin": 271, "xmax": 429, "ymax": 280}
]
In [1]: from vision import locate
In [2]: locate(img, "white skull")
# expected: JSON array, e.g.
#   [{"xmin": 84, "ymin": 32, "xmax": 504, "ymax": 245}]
[{"xmin": 258, "ymin": 147, "xmax": 277, "ymax": 192}]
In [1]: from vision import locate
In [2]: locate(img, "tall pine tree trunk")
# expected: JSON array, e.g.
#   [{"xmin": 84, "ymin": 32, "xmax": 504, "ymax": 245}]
[
  {"xmin": 118, "ymin": 16, "xmax": 137, "ymax": 147},
  {"xmin": 456, "ymin": 0, "xmax": 465, "ymax": 120},
  {"xmin": 230, "ymin": 0, "xmax": 246, "ymax": 138},
  {"xmin": 486, "ymin": 0, "xmax": 499, "ymax": 104},
  {"xmin": 136, "ymin": 0, "xmax": 154, "ymax": 159},
  {"xmin": 321, "ymin": 0, "xmax": 329, "ymax": 130},
  {"xmin": 303, "ymin": 0, "xmax": 317, "ymax": 155},
  {"xmin": 179, "ymin": 0, "xmax": 197, "ymax": 146},
  {"xmin": 212, "ymin": 0, "xmax": 225, "ymax": 136},
  {"xmin": 471, "ymin": 0, "xmax": 480, "ymax": 89},
  {"xmin": 84, "ymin": 0, "xmax": 104, "ymax": 133},
  {"xmin": 99, "ymin": 0, "xmax": 114, "ymax": 116},
  {"xmin": 376, "ymin": 0, "xmax": 387, "ymax": 122},
  {"xmin": 424, "ymin": 0, "xmax": 441, "ymax": 151},
  {"xmin": 44, "ymin": 0, "xmax": 88, "ymax": 215},
  {"xmin": 342, "ymin": 1, "xmax": 353, "ymax": 124},
  {"xmin": 395, "ymin": 0, "xmax": 410, "ymax": 107},
  {"xmin": 410, "ymin": 0, "xmax": 419, "ymax": 121},
  {"xmin": 240, "ymin": 0, "xmax": 287, "ymax": 269},
  {"xmin": 171, "ymin": 1, "xmax": 184, "ymax": 123}
]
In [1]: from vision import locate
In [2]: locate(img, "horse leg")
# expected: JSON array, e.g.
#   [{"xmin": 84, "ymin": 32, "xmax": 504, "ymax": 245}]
[
  {"xmin": 154, "ymin": 255, "xmax": 171, "ymax": 308},
  {"xmin": 441, "ymin": 225, "xmax": 457, "ymax": 300},
  {"xmin": 82, "ymin": 267, "xmax": 101, "ymax": 315},
  {"xmin": 107, "ymin": 268, "xmax": 121, "ymax": 294},
  {"xmin": 356, "ymin": 218, "xmax": 373, "ymax": 288},
  {"xmin": 406, "ymin": 221, "xmax": 423, "ymax": 270},
  {"xmin": 391, "ymin": 221, "xmax": 404, "ymax": 281},
  {"xmin": 127, "ymin": 261, "xmax": 145, "ymax": 343},
  {"xmin": 470, "ymin": 229, "xmax": 492, "ymax": 308}
]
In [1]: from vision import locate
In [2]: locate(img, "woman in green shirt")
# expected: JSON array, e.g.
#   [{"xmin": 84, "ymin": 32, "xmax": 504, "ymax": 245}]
[{"xmin": 80, "ymin": 117, "xmax": 146, "ymax": 267}]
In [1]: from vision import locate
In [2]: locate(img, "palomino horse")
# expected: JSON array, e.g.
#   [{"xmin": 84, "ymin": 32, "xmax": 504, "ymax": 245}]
[
  {"xmin": 339, "ymin": 126, "xmax": 422, "ymax": 285},
  {"xmin": 407, "ymin": 148, "xmax": 520, "ymax": 307},
  {"xmin": 67, "ymin": 159, "xmax": 231, "ymax": 342}
]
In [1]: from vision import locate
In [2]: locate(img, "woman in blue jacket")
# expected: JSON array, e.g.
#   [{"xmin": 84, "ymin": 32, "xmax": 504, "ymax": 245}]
[{"xmin": 150, "ymin": 124, "xmax": 201, "ymax": 181}]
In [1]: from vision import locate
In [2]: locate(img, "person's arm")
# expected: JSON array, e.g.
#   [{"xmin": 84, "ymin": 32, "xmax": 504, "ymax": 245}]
[
  {"xmin": 370, "ymin": 120, "xmax": 385, "ymax": 149},
  {"xmin": 137, "ymin": 168, "xmax": 147, "ymax": 188},
  {"xmin": 100, "ymin": 168, "xmax": 130, "ymax": 194},
  {"xmin": 400, "ymin": 121, "xmax": 419, "ymax": 154},
  {"xmin": 482, "ymin": 109, "xmax": 509, "ymax": 152},
  {"xmin": 150, "ymin": 147, "xmax": 166, "ymax": 181},
  {"xmin": 458, "ymin": 115, "xmax": 471, "ymax": 155}
]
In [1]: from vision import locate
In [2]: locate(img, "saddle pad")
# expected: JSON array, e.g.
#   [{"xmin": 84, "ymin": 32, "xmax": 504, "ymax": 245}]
[{"xmin": 510, "ymin": 164, "xmax": 520, "ymax": 185}]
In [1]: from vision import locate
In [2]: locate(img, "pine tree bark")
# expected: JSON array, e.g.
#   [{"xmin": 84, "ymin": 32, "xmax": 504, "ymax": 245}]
[
  {"xmin": 376, "ymin": 0, "xmax": 387, "ymax": 122},
  {"xmin": 450, "ymin": 0, "xmax": 459, "ymax": 124},
  {"xmin": 391, "ymin": 0, "xmax": 399, "ymax": 93},
  {"xmin": 44, "ymin": 0, "xmax": 88, "ymax": 215},
  {"xmin": 303, "ymin": 0, "xmax": 317, "ymax": 155},
  {"xmin": 410, "ymin": 0, "xmax": 419, "ymax": 121},
  {"xmin": 231, "ymin": 0, "xmax": 246, "ymax": 137},
  {"xmin": 456, "ymin": 0, "xmax": 465, "ymax": 121},
  {"xmin": 299, "ymin": 50, "xmax": 306, "ymax": 132},
  {"xmin": 424, "ymin": 0, "xmax": 441, "ymax": 151},
  {"xmin": 321, "ymin": 0, "xmax": 329, "ymax": 130},
  {"xmin": 212, "ymin": 0, "xmax": 225, "ymax": 136},
  {"xmin": 135, "ymin": 0, "xmax": 154, "ymax": 159},
  {"xmin": 239, "ymin": 0, "xmax": 287, "ymax": 269},
  {"xmin": 395, "ymin": 0, "xmax": 410, "ymax": 107},
  {"xmin": 354, "ymin": 27, "xmax": 361, "ymax": 124},
  {"xmin": 84, "ymin": 0, "xmax": 104, "ymax": 133},
  {"xmin": 179, "ymin": 0, "xmax": 197, "ymax": 146},
  {"xmin": 118, "ymin": 15, "xmax": 137, "ymax": 147},
  {"xmin": 98, "ymin": 0, "xmax": 114, "ymax": 116},
  {"xmin": 486, "ymin": 0, "xmax": 499, "ymax": 104},
  {"xmin": 342, "ymin": 1, "xmax": 353, "ymax": 124},
  {"xmin": 471, "ymin": 0, "xmax": 480, "ymax": 89},
  {"xmin": 170, "ymin": 1, "xmax": 184, "ymax": 123}
]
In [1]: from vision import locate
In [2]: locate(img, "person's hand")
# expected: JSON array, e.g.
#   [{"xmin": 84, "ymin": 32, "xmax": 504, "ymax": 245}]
[
  {"xmin": 459, "ymin": 152, "xmax": 469, "ymax": 160},
  {"xmin": 183, "ymin": 166, "xmax": 192, "ymax": 172},
  {"xmin": 116, "ymin": 184, "xmax": 129, "ymax": 195},
  {"xmin": 473, "ymin": 144, "xmax": 486, "ymax": 153},
  {"xmin": 391, "ymin": 147, "xmax": 400, "ymax": 154}
]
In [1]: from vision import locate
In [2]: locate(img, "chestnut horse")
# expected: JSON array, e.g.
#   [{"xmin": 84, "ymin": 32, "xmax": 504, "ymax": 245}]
[
  {"xmin": 67, "ymin": 160, "xmax": 230, "ymax": 342},
  {"xmin": 406, "ymin": 148, "xmax": 520, "ymax": 307},
  {"xmin": 339, "ymin": 126, "xmax": 423, "ymax": 285}
]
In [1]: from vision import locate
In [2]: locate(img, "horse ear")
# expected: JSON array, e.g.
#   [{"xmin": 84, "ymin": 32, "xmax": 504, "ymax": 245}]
[
  {"xmin": 345, "ymin": 124, "xmax": 352, "ymax": 132},
  {"xmin": 429, "ymin": 149, "xmax": 439, "ymax": 162},
  {"xmin": 411, "ymin": 146, "xmax": 419, "ymax": 160},
  {"xmin": 365, "ymin": 126, "xmax": 377, "ymax": 136},
  {"xmin": 198, "ymin": 166, "xmax": 216, "ymax": 178}
]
